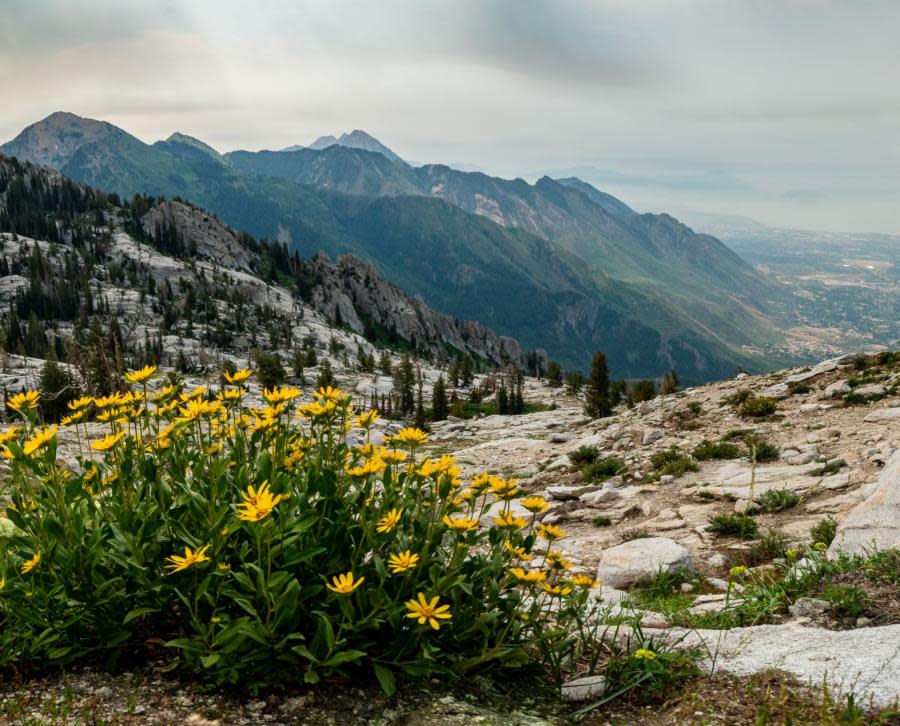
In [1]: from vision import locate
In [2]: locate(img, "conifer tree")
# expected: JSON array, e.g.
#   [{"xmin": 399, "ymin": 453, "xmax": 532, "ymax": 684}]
[
  {"xmin": 432, "ymin": 374, "xmax": 449, "ymax": 421},
  {"xmin": 584, "ymin": 351, "xmax": 611, "ymax": 419}
]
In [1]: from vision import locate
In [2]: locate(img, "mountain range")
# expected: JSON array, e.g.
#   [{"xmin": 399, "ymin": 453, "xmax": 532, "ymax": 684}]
[{"xmin": 0, "ymin": 111, "xmax": 798, "ymax": 382}]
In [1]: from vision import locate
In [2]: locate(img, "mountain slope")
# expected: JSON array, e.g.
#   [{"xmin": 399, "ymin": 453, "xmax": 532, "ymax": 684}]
[
  {"xmin": 0, "ymin": 154, "xmax": 530, "ymax": 369},
  {"xmin": 2, "ymin": 113, "xmax": 778, "ymax": 381},
  {"xmin": 225, "ymin": 145, "xmax": 789, "ymax": 349}
]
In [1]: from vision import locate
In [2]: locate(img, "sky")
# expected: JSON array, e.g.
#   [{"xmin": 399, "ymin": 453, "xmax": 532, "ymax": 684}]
[{"xmin": 2, "ymin": 0, "xmax": 899, "ymax": 235}]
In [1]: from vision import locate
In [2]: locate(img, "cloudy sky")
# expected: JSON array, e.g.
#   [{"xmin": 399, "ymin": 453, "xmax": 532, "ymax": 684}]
[{"xmin": 2, "ymin": 0, "xmax": 899, "ymax": 234}]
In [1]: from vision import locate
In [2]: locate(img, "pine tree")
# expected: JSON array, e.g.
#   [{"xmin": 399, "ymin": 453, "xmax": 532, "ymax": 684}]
[
  {"xmin": 497, "ymin": 384, "xmax": 508, "ymax": 415},
  {"xmin": 584, "ymin": 351, "xmax": 611, "ymax": 419},
  {"xmin": 448, "ymin": 357, "xmax": 460, "ymax": 387},
  {"xmin": 432, "ymin": 374, "xmax": 449, "ymax": 421},
  {"xmin": 414, "ymin": 370, "xmax": 426, "ymax": 429},
  {"xmin": 460, "ymin": 355, "xmax": 474, "ymax": 387},
  {"xmin": 660, "ymin": 369, "xmax": 680, "ymax": 395},
  {"xmin": 395, "ymin": 354, "xmax": 415, "ymax": 413},
  {"xmin": 546, "ymin": 361, "xmax": 563, "ymax": 387},
  {"xmin": 378, "ymin": 350, "xmax": 392, "ymax": 375},
  {"xmin": 316, "ymin": 359, "xmax": 336, "ymax": 390}
]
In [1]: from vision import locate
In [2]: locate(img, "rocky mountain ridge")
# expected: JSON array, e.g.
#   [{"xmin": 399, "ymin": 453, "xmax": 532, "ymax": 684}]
[{"xmin": 2, "ymin": 112, "xmax": 803, "ymax": 381}]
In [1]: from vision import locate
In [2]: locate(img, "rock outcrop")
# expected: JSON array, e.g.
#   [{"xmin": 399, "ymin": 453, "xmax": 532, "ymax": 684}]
[
  {"xmin": 306, "ymin": 252, "xmax": 544, "ymax": 368},
  {"xmin": 828, "ymin": 450, "xmax": 900, "ymax": 557},
  {"xmin": 141, "ymin": 200, "xmax": 254, "ymax": 272}
]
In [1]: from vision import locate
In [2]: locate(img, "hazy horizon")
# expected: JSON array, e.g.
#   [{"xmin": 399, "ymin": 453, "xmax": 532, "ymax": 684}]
[{"xmin": 3, "ymin": 0, "xmax": 899, "ymax": 235}]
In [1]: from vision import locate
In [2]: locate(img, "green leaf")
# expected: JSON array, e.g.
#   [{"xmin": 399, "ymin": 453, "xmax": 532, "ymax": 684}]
[
  {"xmin": 123, "ymin": 607, "xmax": 159, "ymax": 624},
  {"xmin": 200, "ymin": 654, "xmax": 220, "ymax": 668},
  {"xmin": 373, "ymin": 663, "xmax": 396, "ymax": 696},
  {"xmin": 323, "ymin": 649, "xmax": 366, "ymax": 667}
]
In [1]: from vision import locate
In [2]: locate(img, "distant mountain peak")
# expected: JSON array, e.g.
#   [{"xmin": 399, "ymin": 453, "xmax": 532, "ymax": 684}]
[
  {"xmin": 0, "ymin": 111, "xmax": 125, "ymax": 169},
  {"xmin": 300, "ymin": 130, "xmax": 401, "ymax": 162},
  {"xmin": 308, "ymin": 135, "xmax": 339, "ymax": 150},
  {"xmin": 164, "ymin": 132, "xmax": 223, "ymax": 160}
]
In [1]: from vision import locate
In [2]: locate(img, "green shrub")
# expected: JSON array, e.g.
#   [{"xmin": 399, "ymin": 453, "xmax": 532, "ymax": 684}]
[
  {"xmin": 582, "ymin": 457, "xmax": 624, "ymax": 482},
  {"xmin": 569, "ymin": 445, "xmax": 599, "ymax": 466},
  {"xmin": 706, "ymin": 514, "xmax": 759, "ymax": 540},
  {"xmin": 738, "ymin": 396, "xmax": 778, "ymax": 418},
  {"xmin": 809, "ymin": 460, "xmax": 844, "ymax": 477},
  {"xmin": 723, "ymin": 389, "xmax": 752, "ymax": 407},
  {"xmin": 722, "ymin": 428, "xmax": 754, "ymax": 441},
  {"xmin": 822, "ymin": 584, "xmax": 867, "ymax": 618},
  {"xmin": 0, "ymin": 371, "xmax": 598, "ymax": 691},
  {"xmin": 650, "ymin": 448, "xmax": 699, "ymax": 479},
  {"xmin": 592, "ymin": 515, "xmax": 612, "ymax": 527},
  {"xmin": 810, "ymin": 517, "xmax": 838, "ymax": 546},
  {"xmin": 693, "ymin": 440, "xmax": 743, "ymax": 461},
  {"xmin": 788, "ymin": 382, "xmax": 812, "ymax": 395},
  {"xmin": 757, "ymin": 488, "xmax": 800, "ymax": 512},
  {"xmin": 745, "ymin": 436, "xmax": 780, "ymax": 463},
  {"xmin": 842, "ymin": 392, "xmax": 868, "ymax": 406},
  {"xmin": 750, "ymin": 529, "xmax": 789, "ymax": 563}
]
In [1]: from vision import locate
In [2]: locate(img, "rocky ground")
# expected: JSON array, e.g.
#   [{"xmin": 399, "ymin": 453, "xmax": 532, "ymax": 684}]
[{"xmin": 2, "ymin": 353, "xmax": 900, "ymax": 723}]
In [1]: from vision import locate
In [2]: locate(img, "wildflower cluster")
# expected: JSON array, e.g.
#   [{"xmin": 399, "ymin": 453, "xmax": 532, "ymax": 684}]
[{"xmin": 0, "ymin": 368, "xmax": 598, "ymax": 688}]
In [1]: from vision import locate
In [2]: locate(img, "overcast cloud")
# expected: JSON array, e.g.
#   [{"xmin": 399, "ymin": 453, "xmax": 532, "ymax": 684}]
[{"xmin": 2, "ymin": 0, "xmax": 899, "ymax": 233}]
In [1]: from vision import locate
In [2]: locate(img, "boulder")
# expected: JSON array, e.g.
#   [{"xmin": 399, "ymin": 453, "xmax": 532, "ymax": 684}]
[
  {"xmin": 828, "ymin": 451, "xmax": 900, "ymax": 557},
  {"xmin": 547, "ymin": 484, "xmax": 601, "ymax": 500},
  {"xmin": 864, "ymin": 407, "xmax": 900, "ymax": 423},
  {"xmin": 596, "ymin": 537, "xmax": 693, "ymax": 588},
  {"xmin": 824, "ymin": 380, "xmax": 850, "ymax": 398},
  {"xmin": 642, "ymin": 428, "xmax": 665, "ymax": 446},
  {"xmin": 560, "ymin": 675, "xmax": 606, "ymax": 702}
]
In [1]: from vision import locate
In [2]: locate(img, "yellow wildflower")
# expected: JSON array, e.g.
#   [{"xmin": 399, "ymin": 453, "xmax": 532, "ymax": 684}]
[
  {"xmin": 521, "ymin": 495, "xmax": 550, "ymax": 513},
  {"xmin": 236, "ymin": 481, "xmax": 284, "ymax": 522},
  {"xmin": 326, "ymin": 571, "xmax": 365, "ymax": 595},
  {"xmin": 93, "ymin": 392, "xmax": 124, "ymax": 409},
  {"xmin": 504, "ymin": 542, "xmax": 533, "ymax": 561},
  {"xmin": 393, "ymin": 427, "xmax": 428, "ymax": 447},
  {"xmin": 7, "ymin": 390, "xmax": 40, "ymax": 412},
  {"xmin": 346, "ymin": 456, "xmax": 386, "ymax": 477},
  {"xmin": 124, "ymin": 364, "xmax": 157, "ymax": 384},
  {"xmin": 315, "ymin": 385, "xmax": 345, "ymax": 402},
  {"xmin": 537, "ymin": 523, "xmax": 566, "ymax": 542},
  {"xmin": 541, "ymin": 582, "xmax": 573, "ymax": 597},
  {"xmin": 634, "ymin": 648, "xmax": 657, "ymax": 660},
  {"xmin": 494, "ymin": 511, "xmax": 527, "ymax": 530},
  {"xmin": 263, "ymin": 386, "xmax": 301, "ymax": 405},
  {"xmin": 67, "ymin": 395, "xmax": 93, "ymax": 411},
  {"xmin": 217, "ymin": 388, "xmax": 244, "ymax": 403},
  {"xmin": 404, "ymin": 593, "xmax": 452, "ymax": 630},
  {"xmin": 729, "ymin": 565, "xmax": 748, "ymax": 578},
  {"xmin": 376, "ymin": 508, "xmax": 403, "ymax": 533},
  {"xmin": 388, "ymin": 550, "xmax": 420, "ymax": 574},
  {"xmin": 470, "ymin": 473, "xmax": 492, "ymax": 493},
  {"xmin": 177, "ymin": 398, "xmax": 222, "ymax": 423},
  {"xmin": 21, "ymin": 551, "xmax": 41, "ymax": 574},
  {"xmin": 381, "ymin": 449, "xmax": 408, "ymax": 465},
  {"xmin": 0, "ymin": 426, "xmax": 21, "ymax": 446},
  {"xmin": 60, "ymin": 410, "xmax": 85, "ymax": 426},
  {"xmin": 91, "ymin": 430, "xmax": 126, "ymax": 452},
  {"xmin": 165, "ymin": 545, "xmax": 211, "ymax": 574},
  {"xmin": 152, "ymin": 384, "xmax": 178, "ymax": 402},
  {"xmin": 490, "ymin": 477, "xmax": 520, "ymax": 501},
  {"xmin": 546, "ymin": 551, "xmax": 574, "ymax": 571},
  {"xmin": 509, "ymin": 567, "xmax": 546, "ymax": 584},
  {"xmin": 224, "ymin": 368, "xmax": 252, "ymax": 385},
  {"xmin": 179, "ymin": 386, "xmax": 207, "ymax": 402},
  {"xmin": 570, "ymin": 574, "xmax": 599, "ymax": 588},
  {"xmin": 442, "ymin": 515, "xmax": 479, "ymax": 533},
  {"xmin": 356, "ymin": 410, "xmax": 379, "ymax": 428},
  {"xmin": 22, "ymin": 425, "xmax": 57, "ymax": 457}
]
